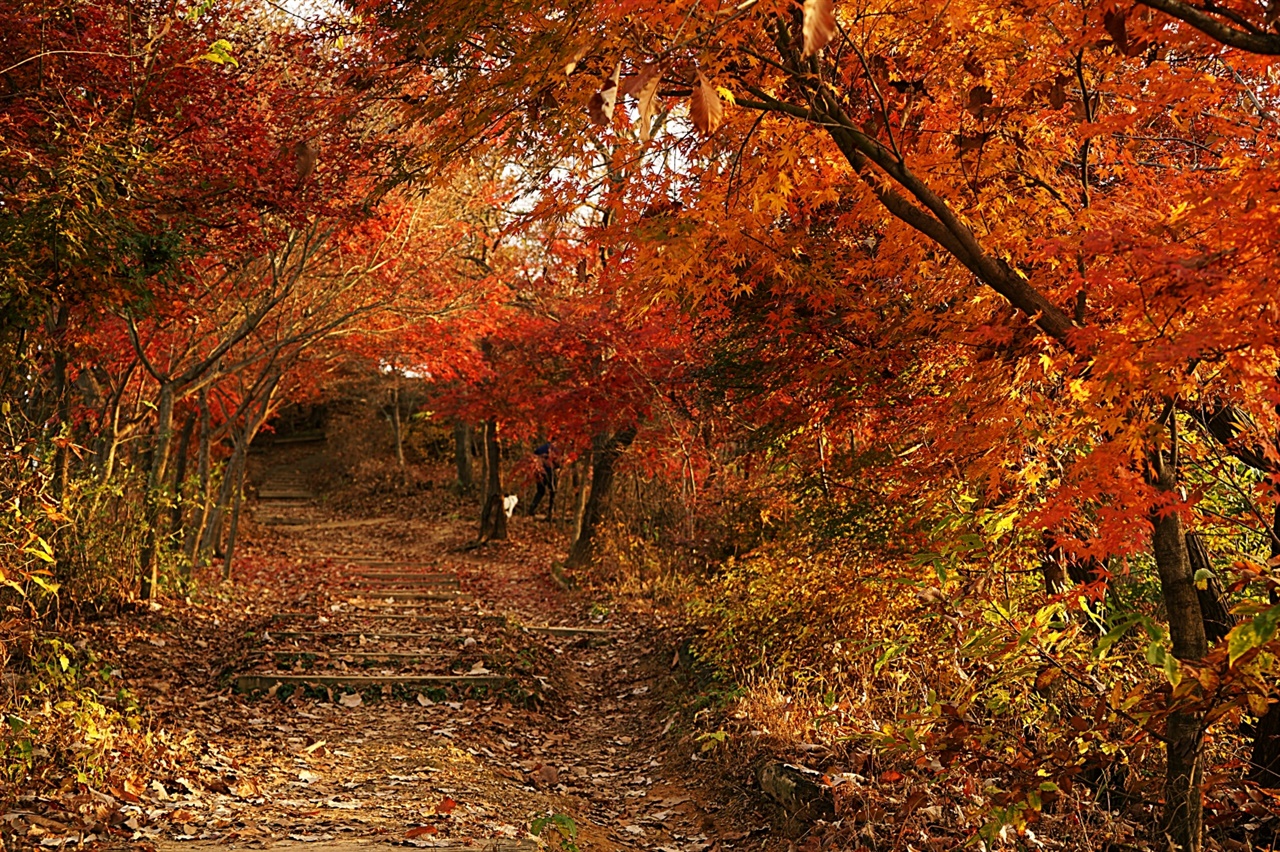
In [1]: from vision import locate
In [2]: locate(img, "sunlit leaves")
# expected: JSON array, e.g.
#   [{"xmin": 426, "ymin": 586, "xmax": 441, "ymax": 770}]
[
  {"xmin": 198, "ymin": 38, "xmax": 238, "ymax": 67},
  {"xmin": 1227, "ymin": 603, "xmax": 1280, "ymax": 666}
]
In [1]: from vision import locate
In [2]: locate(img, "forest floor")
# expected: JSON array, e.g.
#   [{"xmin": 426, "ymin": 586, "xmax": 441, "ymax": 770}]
[{"xmin": 24, "ymin": 445, "xmax": 780, "ymax": 852}]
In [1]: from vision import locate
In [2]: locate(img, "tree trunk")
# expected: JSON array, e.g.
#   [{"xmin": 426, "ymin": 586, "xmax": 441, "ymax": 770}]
[
  {"xmin": 566, "ymin": 427, "xmax": 636, "ymax": 569},
  {"xmin": 477, "ymin": 420, "xmax": 506, "ymax": 541},
  {"xmin": 454, "ymin": 422, "xmax": 473, "ymax": 492},
  {"xmin": 200, "ymin": 443, "xmax": 243, "ymax": 568},
  {"xmin": 1184, "ymin": 532, "xmax": 1234, "ymax": 644},
  {"xmin": 391, "ymin": 380, "xmax": 405, "ymax": 468},
  {"xmin": 50, "ymin": 304, "xmax": 71, "ymax": 505},
  {"xmin": 572, "ymin": 461, "xmax": 590, "ymax": 540},
  {"xmin": 139, "ymin": 381, "xmax": 176, "ymax": 600},
  {"xmin": 184, "ymin": 389, "xmax": 212, "ymax": 575},
  {"xmin": 168, "ymin": 411, "xmax": 196, "ymax": 550},
  {"xmin": 1249, "ymin": 501, "xmax": 1280, "ymax": 785},
  {"xmin": 222, "ymin": 376, "xmax": 280, "ymax": 579},
  {"xmin": 222, "ymin": 450, "xmax": 246, "ymax": 581},
  {"xmin": 1149, "ymin": 432, "xmax": 1207, "ymax": 852}
]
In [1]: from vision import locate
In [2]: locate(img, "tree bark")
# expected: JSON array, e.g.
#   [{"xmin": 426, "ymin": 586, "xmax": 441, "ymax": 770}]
[
  {"xmin": 184, "ymin": 389, "xmax": 212, "ymax": 575},
  {"xmin": 454, "ymin": 421, "xmax": 473, "ymax": 492},
  {"xmin": 50, "ymin": 304, "xmax": 71, "ymax": 505},
  {"xmin": 478, "ymin": 419, "xmax": 506, "ymax": 541},
  {"xmin": 566, "ymin": 427, "xmax": 636, "ymax": 569},
  {"xmin": 222, "ymin": 450, "xmax": 246, "ymax": 581},
  {"xmin": 391, "ymin": 379, "xmax": 405, "ymax": 468},
  {"xmin": 168, "ymin": 411, "xmax": 196, "ymax": 551},
  {"xmin": 1250, "ymin": 501, "xmax": 1280, "ymax": 785},
  {"xmin": 1183, "ymin": 532, "xmax": 1234, "ymax": 644},
  {"xmin": 1149, "ymin": 429, "xmax": 1207, "ymax": 852},
  {"xmin": 139, "ymin": 381, "xmax": 176, "ymax": 600}
]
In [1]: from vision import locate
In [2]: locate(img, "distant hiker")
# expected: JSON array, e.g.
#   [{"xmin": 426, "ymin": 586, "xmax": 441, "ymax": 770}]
[{"xmin": 528, "ymin": 439, "xmax": 560, "ymax": 518}]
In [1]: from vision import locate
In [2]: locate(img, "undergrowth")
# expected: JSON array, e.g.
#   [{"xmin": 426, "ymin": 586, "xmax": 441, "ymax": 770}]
[{"xmin": 594, "ymin": 467, "xmax": 1270, "ymax": 849}]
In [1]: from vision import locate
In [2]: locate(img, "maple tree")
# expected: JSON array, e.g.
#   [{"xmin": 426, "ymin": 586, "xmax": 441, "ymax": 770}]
[
  {"xmin": 6, "ymin": 0, "xmax": 1280, "ymax": 847},
  {"xmin": 331, "ymin": 0, "xmax": 1280, "ymax": 847}
]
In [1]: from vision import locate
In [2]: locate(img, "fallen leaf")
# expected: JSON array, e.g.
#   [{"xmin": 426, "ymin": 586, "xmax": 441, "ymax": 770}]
[
  {"xmin": 436, "ymin": 796, "xmax": 457, "ymax": 815},
  {"xmin": 406, "ymin": 825, "xmax": 439, "ymax": 838},
  {"xmin": 338, "ymin": 691, "xmax": 363, "ymax": 708}
]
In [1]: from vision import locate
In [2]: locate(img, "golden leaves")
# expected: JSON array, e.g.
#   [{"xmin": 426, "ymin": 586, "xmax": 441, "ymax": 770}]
[
  {"xmin": 690, "ymin": 74, "xmax": 724, "ymax": 135},
  {"xmin": 801, "ymin": 0, "xmax": 837, "ymax": 58}
]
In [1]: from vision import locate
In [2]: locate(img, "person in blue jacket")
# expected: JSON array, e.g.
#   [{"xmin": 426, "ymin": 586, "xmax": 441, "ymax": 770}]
[{"xmin": 528, "ymin": 439, "xmax": 560, "ymax": 519}]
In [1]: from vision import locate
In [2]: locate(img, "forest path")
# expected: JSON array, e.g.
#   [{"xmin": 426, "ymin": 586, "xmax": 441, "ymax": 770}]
[{"xmin": 134, "ymin": 457, "xmax": 768, "ymax": 852}]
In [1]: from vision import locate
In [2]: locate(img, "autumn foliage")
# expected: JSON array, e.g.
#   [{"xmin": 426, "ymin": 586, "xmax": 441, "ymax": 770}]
[{"xmin": 6, "ymin": 0, "xmax": 1280, "ymax": 848}]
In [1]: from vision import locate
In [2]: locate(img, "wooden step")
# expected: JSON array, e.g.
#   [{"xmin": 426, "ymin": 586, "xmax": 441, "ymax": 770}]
[
  {"xmin": 263, "ymin": 631, "xmax": 444, "ymax": 640},
  {"xmin": 352, "ymin": 573, "xmax": 459, "ymax": 584},
  {"xmin": 309, "ymin": 556, "xmax": 443, "ymax": 566},
  {"xmin": 350, "ymin": 591, "xmax": 472, "ymax": 602},
  {"xmin": 525, "ymin": 625, "xmax": 619, "ymax": 636},
  {"xmin": 261, "ymin": 649, "xmax": 451, "ymax": 661},
  {"xmin": 269, "ymin": 612, "xmax": 459, "ymax": 623},
  {"xmin": 235, "ymin": 672, "xmax": 509, "ymax": 693},
  {"xmin": 259, "ymin": 490, "xmax": 313, "ymax": 501}
]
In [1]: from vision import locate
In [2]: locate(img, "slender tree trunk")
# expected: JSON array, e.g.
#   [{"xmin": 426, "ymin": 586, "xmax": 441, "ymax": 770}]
[
  {"xmin": 50, "ymin": 304, "xmax": 71, "ymax": 505},
  {"xmin": 566, "ymin": 427, "xmax": 636, "ymax": 569},
  {"xmin": 1249, "ymin": 501, "xmax": 1280, "ymax": 785},
  {"xmin": 1184, "ymin": 532, "xmax": 1234, "ymax": 644},
  {"xmin": 222, "ymin": 450, "xmax": 246, "ymax": 581},
  {"xmin": 139, "ymin": 381, "xmax": 176, "ymax": 600},
  {"xmin": 1149, "ymin": 424, "xmax": 1207, "ymax": 852},
  {"xmin": 454, "ymin": 422, "xmax": 473, "ymax": 492},
  {"xmin": 572, "ymin": 461, "xmax": 590, "ymax": 540},
  {"xmin": 391, "ymin": 380, "xmax": 405, "ymax": 468},
  {"xmin": 169, "ymin": 412, "xmax": 196, "ymax": 549},
  {"xmin": 185, "ymin": 389, "xmax": 212, "ymax": 575},
  {"xmin": 222, "ymin": 376, "xmax": 280, "ymax": 579},
  {"xmin": 200, "ymin": 446, "xmax": 242, "ymax": 567},
  {"xmin": 478, "ymin": 419, "xmax": 506, "ymax": 541}
]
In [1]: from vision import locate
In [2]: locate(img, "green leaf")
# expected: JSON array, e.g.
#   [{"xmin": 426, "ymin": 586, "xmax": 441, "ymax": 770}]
[
  {"xmin": 1228, "ymin": 603, "xmax": 1280, "ymax": 666},
  {"xmin": 1095, "ymin": 613, "xmax": 1143, "ymax": 656},
  {"xmin": 1193, "ymin": 568, "xmax": 1213, "ymax": 591},
  {"xmin": 1163, "ymin": 651, "xmax": 1181, "ymax": 688}
]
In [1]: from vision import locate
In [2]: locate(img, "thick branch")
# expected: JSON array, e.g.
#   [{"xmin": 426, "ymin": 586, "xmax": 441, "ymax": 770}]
[{"xmin": 1137, "ymin": 0, "xmax": 1280, "ymax": 54}]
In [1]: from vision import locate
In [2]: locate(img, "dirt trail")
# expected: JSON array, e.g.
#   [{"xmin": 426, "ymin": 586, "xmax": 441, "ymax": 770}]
[{"xmin": 119, "ymin": 451, "xmax": 771, "ymax": 852}]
